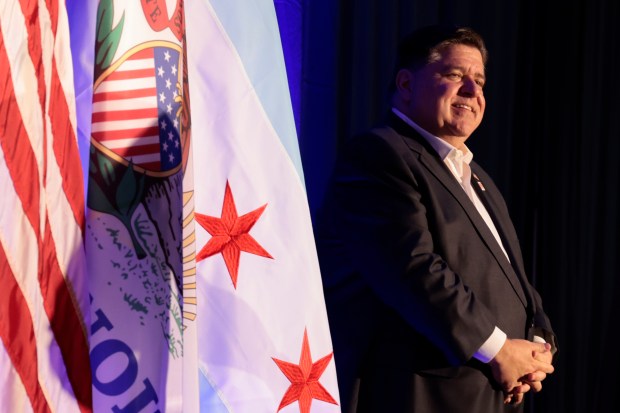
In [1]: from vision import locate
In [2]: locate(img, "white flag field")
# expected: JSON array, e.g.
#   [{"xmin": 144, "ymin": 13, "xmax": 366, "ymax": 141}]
[
  {"xmin": 186, "ymin": 0, "xmax": 340, "ymax": 412},
  {"xmin": 0, "ymin": 0, "xmax": 340, "ymax": 412}
]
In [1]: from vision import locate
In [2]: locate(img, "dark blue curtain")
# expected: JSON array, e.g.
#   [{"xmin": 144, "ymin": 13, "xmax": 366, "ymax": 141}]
[
  {"xmin": 274, "ymin": 0, "xmax": 303, "ymax": 136},
  {"xmin": 288, "ymin": 1, "xmax": 620, "ymax": 412}
]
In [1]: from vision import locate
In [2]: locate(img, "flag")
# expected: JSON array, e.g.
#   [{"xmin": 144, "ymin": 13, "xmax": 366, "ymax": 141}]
[
  {"xmin": 84, "ymin": 0, "xmax": 190, "ymax": 411},
  {"xmin": 185, "ymin": 1, "xmax": 340, "ymax": 412},
  {"xmin": 0, "ymin": 0, "xmax": 92, "ymax": 412}
]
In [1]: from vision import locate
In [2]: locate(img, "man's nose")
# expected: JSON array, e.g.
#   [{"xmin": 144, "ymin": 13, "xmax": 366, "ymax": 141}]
[{"xmin": 459, "ymin": 77, "xmax": 481, "ymax": 96}]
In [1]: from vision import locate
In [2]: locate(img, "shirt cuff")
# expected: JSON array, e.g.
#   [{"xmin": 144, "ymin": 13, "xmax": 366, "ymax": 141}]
[
  {"xmin": 473, "ymin": 326, "xmax": 507, "ymax": 363},
  {"xmin": 532, "ymin": 335, "xmax": 546, "ymax": 344}
]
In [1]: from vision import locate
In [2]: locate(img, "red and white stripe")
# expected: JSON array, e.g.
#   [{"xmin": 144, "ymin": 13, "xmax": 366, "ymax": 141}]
[
  {"xmin": 91, "ymin": 48, "xmax": 162, "ymax": 170},
  {"xmin": 0, "ymin": 1, "xmax": 92, "ymax": 412}
]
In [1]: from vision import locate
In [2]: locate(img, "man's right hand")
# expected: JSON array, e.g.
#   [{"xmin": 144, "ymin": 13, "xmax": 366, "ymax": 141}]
[{"xmin": 488, "ymin": 338, "xmax": 554, "ymax": 401}]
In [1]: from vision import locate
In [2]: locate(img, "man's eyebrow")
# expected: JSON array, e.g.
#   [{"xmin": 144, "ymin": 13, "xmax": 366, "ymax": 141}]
[{"xmin": 443, "ymin": 65, "xmax": 487, "ymax": 80}]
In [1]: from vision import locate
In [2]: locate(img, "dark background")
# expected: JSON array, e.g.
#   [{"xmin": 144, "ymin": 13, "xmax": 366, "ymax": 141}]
[{"xmin": 283, "ymin": 0, "xmax": 620, "ymax": 412}]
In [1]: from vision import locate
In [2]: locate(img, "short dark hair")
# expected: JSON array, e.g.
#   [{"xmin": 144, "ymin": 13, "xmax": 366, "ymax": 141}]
[
  {"xmin": 389, "ymin": 24, "xmax": 487, "ymax": 94},
  {"xmin": 396, "ymin": 24, "xmax": 487, "ymax": 70}
]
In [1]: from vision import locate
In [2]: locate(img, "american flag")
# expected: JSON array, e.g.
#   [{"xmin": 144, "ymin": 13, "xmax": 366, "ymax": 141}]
[
  {"xmin": 0, "ymin": 0, "xmax": 92, "ymax": 412},
  {"xmin": 91, "ymin": 46, "xmax": 182, "ymax": 172}
]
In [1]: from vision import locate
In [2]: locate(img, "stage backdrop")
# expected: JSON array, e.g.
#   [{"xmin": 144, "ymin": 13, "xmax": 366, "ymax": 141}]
[{"xmin": 299, "ymin": 1, "xmax": 620, "ymax": 413}]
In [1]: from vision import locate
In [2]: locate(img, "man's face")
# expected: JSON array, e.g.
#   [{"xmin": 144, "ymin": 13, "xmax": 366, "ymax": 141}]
[{"xmin": 406, "ymin": 44, "xmax": 486, "ymax": 143}]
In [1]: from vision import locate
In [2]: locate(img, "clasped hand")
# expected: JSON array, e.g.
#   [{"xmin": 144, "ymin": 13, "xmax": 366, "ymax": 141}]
[{"xmin": 488, "ymin": 338, "xmax": 554, "ymax": 405}]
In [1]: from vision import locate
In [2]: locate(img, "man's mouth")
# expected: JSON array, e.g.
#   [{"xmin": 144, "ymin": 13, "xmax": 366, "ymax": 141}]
[{"xmin": 453, "ymin": 103, "xmax": 474, "ymax": 113}]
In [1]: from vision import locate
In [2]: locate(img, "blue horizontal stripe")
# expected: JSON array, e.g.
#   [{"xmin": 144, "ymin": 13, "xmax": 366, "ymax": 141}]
[{"xmin": 209, "ymin": 0, "xmax": 305, "ymax": 183}]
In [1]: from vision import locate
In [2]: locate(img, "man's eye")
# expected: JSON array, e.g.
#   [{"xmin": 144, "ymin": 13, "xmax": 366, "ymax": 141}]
[
  {"xmin": 446, "ymin": 73, "xmax": 462, "ymax": 80},
  {"xmin": 476, "ymin": 80, "xmax": 485, "ymax": 87}
]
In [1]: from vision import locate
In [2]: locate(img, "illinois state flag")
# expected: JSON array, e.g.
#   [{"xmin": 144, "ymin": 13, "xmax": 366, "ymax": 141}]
[
  {"xmin": 83, "ymin": 0, "xmax": 189, "ymax": 411},
  {"xmin": 0, "ymin": 0, "xmax": 92, "ymax": 411},
  {"xmin": 184, "ymin": 1, "xmax": 341, "ymax": 412}
]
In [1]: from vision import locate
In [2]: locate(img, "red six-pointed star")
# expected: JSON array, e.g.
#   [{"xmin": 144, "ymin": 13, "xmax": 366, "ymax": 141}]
[
  {"xmin": 195, "ymin": 181, "xmax": 273, "ymax": 288},
  {"xmin": 272, "ymin": 329, "xmax": 338, "ymax": 413}
]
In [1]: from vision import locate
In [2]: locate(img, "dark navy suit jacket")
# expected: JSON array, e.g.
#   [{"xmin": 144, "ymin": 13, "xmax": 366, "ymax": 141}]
[{"xmin": 316, "ymin": 114, "xmax": 557, "ymax": 413}]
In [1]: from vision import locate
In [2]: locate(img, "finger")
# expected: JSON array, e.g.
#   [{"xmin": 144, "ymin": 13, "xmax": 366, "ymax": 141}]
[
  {"xmin": 526, "ymin": 371, "xmax": 547, "ymax": 382},
  {"xmin": 531, "ymin": 342, "xmax": 550, "ymax": 356},
  {"xmin": 534, "ymin": 359, "xmax": 555, "ymax": 374},
  {"xmin": 511, "ymin": 392, "xmax": 524, "ymax": 405},
  {"xmin": 533, "ymin": 344, "xmax": 554, "ymax": 364},
  {"xmin": 504, "ymin": 392, "xmax": 520, "ymax": 404},
  {"xmin": 536, "ymin": 351, "xmax": 553, "ymax": 364},
  {"xmin": 527, "ymin": 380, "xmax": 543, "ymax": 393},
  {"xmin": 512, "ymin": 382, "xmax": 531, "ymax": 395},
  {"xmin": 516, "ymin": 393, "xmax": 524, "ymax": 404}
]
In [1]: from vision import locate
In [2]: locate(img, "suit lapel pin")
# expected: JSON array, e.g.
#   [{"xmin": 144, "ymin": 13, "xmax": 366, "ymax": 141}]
[{"xmin": 472, "ymin": 173, "xmax": 486, "ymax": 191}]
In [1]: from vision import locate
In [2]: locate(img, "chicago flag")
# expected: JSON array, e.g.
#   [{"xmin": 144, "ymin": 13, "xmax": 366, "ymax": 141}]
[{"xmin": 185, "ymin": 0, "xmax": 340, "ymax": 412}]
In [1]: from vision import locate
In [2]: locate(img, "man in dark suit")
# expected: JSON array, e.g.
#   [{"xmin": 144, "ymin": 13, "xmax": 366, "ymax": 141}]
[{"xmin": 316, "ymin": 25, "xmax": 558, "ymax": 412}]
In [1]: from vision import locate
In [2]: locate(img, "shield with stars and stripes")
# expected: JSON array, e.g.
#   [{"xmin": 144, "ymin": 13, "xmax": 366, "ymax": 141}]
[{"xmin": 91, "ymin": 42, "xmax": 183, "ymax": 174}]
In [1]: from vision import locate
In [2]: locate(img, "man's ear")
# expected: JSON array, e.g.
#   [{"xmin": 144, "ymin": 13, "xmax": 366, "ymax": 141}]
[{"xmin": 395, "ymin": 68, "xmax": 414, "ymax": 100}]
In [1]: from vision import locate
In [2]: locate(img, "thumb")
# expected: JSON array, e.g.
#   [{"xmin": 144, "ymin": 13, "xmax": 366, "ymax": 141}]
[{"xmin": 534, "ymin": 342, "xmax": 551, "ymax": 355}]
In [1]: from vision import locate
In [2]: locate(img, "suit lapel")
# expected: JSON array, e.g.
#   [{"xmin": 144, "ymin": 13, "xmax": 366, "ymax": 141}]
[
  {"xmin": 470, "ymin": 168, "xmax": 534, "ymax": 313},
  {"xmin": 470, "ymin": 169, "xmax": 519, "ymax": 263},
  {"xmin": 386, "ymin": 116, "xmax": 528, "ymax": 307}
]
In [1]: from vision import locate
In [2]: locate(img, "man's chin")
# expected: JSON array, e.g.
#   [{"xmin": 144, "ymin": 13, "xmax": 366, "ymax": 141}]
[{"xmin": 449, "ymin": 123, "xmax": 480, "ymax": 138}]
